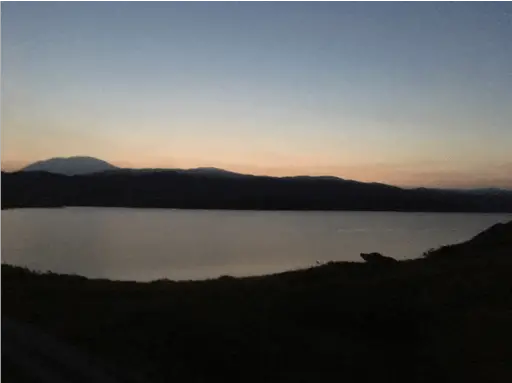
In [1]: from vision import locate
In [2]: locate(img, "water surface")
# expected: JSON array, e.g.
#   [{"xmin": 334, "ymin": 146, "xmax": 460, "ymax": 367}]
[{"xmin": 2, "ymin": 208, "xmax": 510, "ymax": 281}]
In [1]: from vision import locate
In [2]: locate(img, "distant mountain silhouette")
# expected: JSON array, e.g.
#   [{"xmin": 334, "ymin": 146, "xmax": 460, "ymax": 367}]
[
  {"xmin": 22, "ymin": 156, "xmax": 119, "ymax": 176},
  {"xmin": 18, "ymin": 157, "xmax": 512, "ymax": 196},
  {"xmin": 458, "ymin": 188, "xmax": 512, "ymax": 196},
  {"xmin": 5, "ymin": 156, "xmax": 511, "ymax": 212},
  {"xmin": 3, "ymin": 167, "xmax": 512, "ymax": 212},
  {"xmin": 175, "ymin": 167, "xmax": 247, "ymax": 178},
  {"xmin": 100, "ymin": 167, "xmax": 249, "ymax": 178}
]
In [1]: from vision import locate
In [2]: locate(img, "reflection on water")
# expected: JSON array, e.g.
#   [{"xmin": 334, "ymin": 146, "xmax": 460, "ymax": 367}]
[{"xmin": 2, "ymin": 208, "xmax": 511, "ymax": 281}]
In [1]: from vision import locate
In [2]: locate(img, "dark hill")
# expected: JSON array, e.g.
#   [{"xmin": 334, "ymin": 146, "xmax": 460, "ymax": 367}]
[
  {"xmin": 2, "ymin": 170, "xmax": 512, "ymax": 212},
  {"xmin": 469, "ymin": 220, "xmax": 512, "ymax": 246},
  {"xmin": 423, "ymin": 220, "xmax": 512, "ymax": 258}
]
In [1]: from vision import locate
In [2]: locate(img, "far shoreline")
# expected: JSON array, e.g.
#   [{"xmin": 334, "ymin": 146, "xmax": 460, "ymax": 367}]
[{"xmin": 4, "ymin": 205, "xmax": 512, "ymax": 214}]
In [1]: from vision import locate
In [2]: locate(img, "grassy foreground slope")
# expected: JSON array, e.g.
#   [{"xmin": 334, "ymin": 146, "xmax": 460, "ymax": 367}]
[{"xmin": 2, "ymin": 221, "xmax": 512, "ymax": 383}]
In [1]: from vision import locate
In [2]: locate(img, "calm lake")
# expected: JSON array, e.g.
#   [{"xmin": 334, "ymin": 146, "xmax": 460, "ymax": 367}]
[{"xmin": 2, "ymin": 208, "xmax": 511, "ymax": 281}]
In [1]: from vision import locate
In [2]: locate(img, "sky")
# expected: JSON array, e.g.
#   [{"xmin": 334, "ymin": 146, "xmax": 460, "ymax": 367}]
[{"xmin": 2, "ymin": 2, "xmax": 511, "ymax": 188}]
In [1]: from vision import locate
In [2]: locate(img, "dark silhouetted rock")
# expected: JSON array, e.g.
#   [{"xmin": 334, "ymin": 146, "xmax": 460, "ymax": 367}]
[{"xmin": 360, "ymin": 252, "xmax": 398, "ymax": 264}]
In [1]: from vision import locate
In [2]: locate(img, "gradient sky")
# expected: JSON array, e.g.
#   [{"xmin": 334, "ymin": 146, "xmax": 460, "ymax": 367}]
[{"xmin": 2, "ymin": 2, "xmax": 511, "ymax": 188}]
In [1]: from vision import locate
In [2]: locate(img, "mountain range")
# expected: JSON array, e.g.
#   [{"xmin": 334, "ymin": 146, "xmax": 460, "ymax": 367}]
[
  {"xmin": 20, "ymin": 156, "xmax": 255, "ymax": 178},
  {"xmin": 2, "ymin": 156, "xmax": 511, "ymax": 212}
]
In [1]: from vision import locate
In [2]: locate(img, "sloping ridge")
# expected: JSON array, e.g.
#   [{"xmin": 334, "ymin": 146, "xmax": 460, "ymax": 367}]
[
  {"xmin": 424, "ymin": 220, "xmax": 512, "ymax": 258},
  {"xmin": 468, "ymin": 221, "xmax": 512, "ymax": 247}
]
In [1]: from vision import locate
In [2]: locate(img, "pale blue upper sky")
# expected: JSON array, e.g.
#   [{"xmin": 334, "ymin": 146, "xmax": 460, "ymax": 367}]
[{"xmin": 2, "ymin": 2, "xmax": 511, "ymax": 188}]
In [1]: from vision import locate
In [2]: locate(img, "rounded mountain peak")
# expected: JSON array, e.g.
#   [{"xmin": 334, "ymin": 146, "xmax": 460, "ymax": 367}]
[{"xmin": 22, "ymin": 156, "xmax": 119, "ymax": 176}]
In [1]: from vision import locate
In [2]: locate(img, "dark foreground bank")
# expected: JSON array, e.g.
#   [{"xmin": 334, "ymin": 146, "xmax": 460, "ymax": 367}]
[{"xmin": 2, "ymin": 221, "xmax": 512, "ymax": 383}]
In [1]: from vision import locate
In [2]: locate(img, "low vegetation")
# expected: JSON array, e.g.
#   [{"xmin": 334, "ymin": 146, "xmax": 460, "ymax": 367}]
[{"xmin": 2, "ymin": 221, "xmax": 512, "ymax": 382}]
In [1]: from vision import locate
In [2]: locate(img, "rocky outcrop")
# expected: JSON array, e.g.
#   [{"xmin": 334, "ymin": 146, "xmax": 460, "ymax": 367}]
[{"xmin": 360, "ymin": 252, "xmax": 398, "ymax": 264}]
